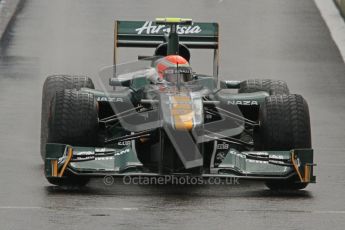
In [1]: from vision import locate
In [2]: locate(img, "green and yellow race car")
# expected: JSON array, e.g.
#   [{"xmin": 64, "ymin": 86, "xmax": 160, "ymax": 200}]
[{"xmin": 40, "ymin": 18, "xmax": 315, "ymax": 189}]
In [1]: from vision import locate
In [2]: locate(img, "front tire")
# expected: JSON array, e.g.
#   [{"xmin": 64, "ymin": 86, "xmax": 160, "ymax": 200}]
[
  {"xmin": 47, "ymin": 174, "xmax": 90, "ymax": 187},
  {"xmin": 265, "ymin": 177, "xmax": 308, "ymax": 190},
  {"xmin": 49, "ymin": 89, "xmax": 98, "ymax": 146},
  {"xmin": 46, "ymin": 89, "xmax": 98, "ymax": 187},
  {"xmin": 256, "ymin": 94, "xmax": 311, "ymax": 190},
  {"xmin": 41, "ymin": 75, "xmax": 94, "ymax": 160}
]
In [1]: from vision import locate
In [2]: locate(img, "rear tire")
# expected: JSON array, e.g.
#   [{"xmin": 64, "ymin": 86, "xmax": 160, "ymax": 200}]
[
  {"xmin": 41, "ymin": 75, "xmax": 94, "ymax": 160},
  {"xmin": 255, "ymin": 94, "xmax": 311, "ymax": 190},
  {"xmin": 239, "ymin": 79, "xmax": 289, "ymax": 95},
  {"xmin": 238, "ymin": 79, "xmax": 289, "ymax": 121}
]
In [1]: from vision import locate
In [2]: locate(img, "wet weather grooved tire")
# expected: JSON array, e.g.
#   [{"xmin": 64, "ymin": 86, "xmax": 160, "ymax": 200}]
[
  {"xmin": 239, "ymin": 79, "xmax": 289, "ymax": 95},
  {"xmin": 255, "ymin": 94, "xmax": 311, "ymax": 190},
  {"xmin": 256, "ymin": 94, "xmax": 311, "ymax": 150},
  {"xmin": 49, "ymin": 89, "xmax": 98, "ymax": 146},
  {"xmin": 40, "ymin": 75, "xmax": 94, "ymax": 160}
]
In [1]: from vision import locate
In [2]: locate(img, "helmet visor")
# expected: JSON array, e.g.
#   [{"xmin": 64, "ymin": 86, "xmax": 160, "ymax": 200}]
[{"xmin": 163, "ymin": 67, "xmax": 193, "ymax": 83}]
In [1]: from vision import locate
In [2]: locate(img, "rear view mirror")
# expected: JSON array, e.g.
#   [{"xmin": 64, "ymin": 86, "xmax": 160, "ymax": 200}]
[
  {"xmin": 220, "ymin": 80, "xmax": 241, "ymax": 89},
  {"xmin": 109, "ymin": 78, "xmax": 131, "ymax": 87}
]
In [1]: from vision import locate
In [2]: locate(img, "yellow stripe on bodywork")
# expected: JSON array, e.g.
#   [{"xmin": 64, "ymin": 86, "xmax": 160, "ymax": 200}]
[
  {"xmin": 171, "ymin": 95, "xmax": 194, "ymax": 130},
  {"xmin": 171, "ymin": 96, "xmax": 191, "ymax": 102},
  {"xmin": 172, "ymin": 103, "xmax": 192, "ymax": 110},
  {"xmin": 51, "ymin": 160, "xmax": 58, "ymax": 177},
  {"xmin": 58, "ymin": 147, "xmax": 73, "ymax": 177},
  {"xmin": 174, "ymin": 116, "xmax": 193, "ymax": 130},
  {"xmin": 171, "ymin": 110, "xmax": 194, "ymax": 116}
]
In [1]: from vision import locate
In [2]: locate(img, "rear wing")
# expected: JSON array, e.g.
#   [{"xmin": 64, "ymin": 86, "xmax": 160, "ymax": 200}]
[{"xmin": 114, "ymin": 20, "xmax": 219, "ymax": 79}]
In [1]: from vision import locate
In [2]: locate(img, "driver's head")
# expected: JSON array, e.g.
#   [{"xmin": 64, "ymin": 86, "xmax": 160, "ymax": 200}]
[{"xmin": 155, "ymin": 55, "xmax": 192, "ymax": 83}]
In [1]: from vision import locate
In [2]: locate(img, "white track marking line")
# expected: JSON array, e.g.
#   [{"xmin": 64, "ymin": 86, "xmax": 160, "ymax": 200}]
[
  {"xmin": 0, "ymin": 206, "xmax": 345, "ymax": 214},
  {"xmin": 0, "ymin": 206, "xmax": 42, "ymax": 209},
  {"xmin": 232, "ymin": 209, "xmax": 345, "ymax": 214},
  {"xmin": 78, "ymin": 207, "xmax": 139, "ymax": 211},
  {"xmin": 0, "ymin": 206, "xmax": 138, "ymax": 211},
  {"xmin": 314, "ymin": 0, "xmax": 345, "ymax": 62},
  {"xmin": 314, "ymin": 210, "xmax": 345, "ymax": 214}
]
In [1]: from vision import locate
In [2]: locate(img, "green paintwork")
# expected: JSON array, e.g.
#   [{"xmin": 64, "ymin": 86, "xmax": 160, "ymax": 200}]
[
  {"xmin": 116, "ymin": 20, "xmax": 219, "ymax": 40},
  {"xmin": 335, "ymin": 0, "xmax": 345, "ymax": 19},
  {"xmin": 130, "ymin": 76, "xmax": 150, "ymax": 91},
  {"xmin": 215, "ymin": 90, "xmax": 269, "ymax": 105},
  {"xmin": 219, "ymin": 149, "xmax": 291, "ymax": 176},
  {"xmin": 194, "ymin": 75, "xmax": 217, "ymax": 91},
  {"xmin": 167, "ymin": 25, "xmax": 179, "ymax": 55},
  {"xmin": 45, "ymin": 143, "xmax": 315, "ymax": 182},
  {"xmin": 81, "ymin": 88, "xmax": 135, "ymax": 104},
  {"xmin": 220, "ymin": 80, "xmax": 241, "ymax": 89}
]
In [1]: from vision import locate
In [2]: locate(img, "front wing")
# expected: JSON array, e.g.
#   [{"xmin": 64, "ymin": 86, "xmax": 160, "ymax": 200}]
[{"xmin": 45, "ymin": 143, "xmax": 316, "ymax": 183}]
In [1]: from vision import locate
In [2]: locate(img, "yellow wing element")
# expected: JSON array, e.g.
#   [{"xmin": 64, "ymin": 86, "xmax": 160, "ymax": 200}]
[
  {"xmin": 291, "ymin": 151, "xmax": 312, "ymax": 183},
  {"xmin": 155, "ymin": 18, "xmax": 193, "ymax": 25},
  {"xmin": 50, "ymin": 147, "xmax": 73, "ymax": 177}
]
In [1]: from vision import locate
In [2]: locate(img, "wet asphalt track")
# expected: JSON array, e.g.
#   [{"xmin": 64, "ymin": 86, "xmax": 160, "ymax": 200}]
[{"xmin": 0, "ymin": 0, "xmax": 345, "ymax": 229}]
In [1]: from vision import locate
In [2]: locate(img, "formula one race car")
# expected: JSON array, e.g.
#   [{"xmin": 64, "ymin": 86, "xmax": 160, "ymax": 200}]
[{"xmin": 41, "ymin": 18, "xmax": 315, "ymax": 189}]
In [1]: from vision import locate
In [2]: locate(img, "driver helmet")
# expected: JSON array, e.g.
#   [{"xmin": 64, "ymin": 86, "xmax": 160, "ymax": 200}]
[{"xmin": 155, "ymin": 55, "xmax": 193, "ymax": 83}]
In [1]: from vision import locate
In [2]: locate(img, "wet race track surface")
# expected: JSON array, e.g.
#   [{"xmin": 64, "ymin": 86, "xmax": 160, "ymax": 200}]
[{"xmin": 0, "ymin": 0, "xmax": 345, "ymax": 229}]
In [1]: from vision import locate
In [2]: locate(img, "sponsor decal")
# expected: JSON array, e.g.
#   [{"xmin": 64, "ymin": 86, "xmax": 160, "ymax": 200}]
[
  {"xmin": 227, "ymin": 100, "xmax": 259, "ymax": 105},
  {"xmin": 253, "ymin": 152, "xmax": 269, "ymax": 156},
  {"xmin": 97, "ymin": 96, "xmax": 124, "ymax": 102},
  {"xmin": 270, "ymin": 154, "xmax": 285, "ymax": 160},
  {"xmin": 247, "ymin": 159, "xmax": 269, "ymax": 164},
  {"xmin": 135, "ymin": 21, "xmax": 202, "ymax": 35},
  {"xmin": 74, "ymin": 156, "xmax": 95, "ymax": 161},
  {"xmin": 74, "ymin": 151, "xmax": 94, "ymax": 156},
  {"xmin": 95, "ymin": 148, "xmax": 130, "ymax": 161},
  {"xmin": 217, "ymin": 143, "xmax": 229, "ymax": 150},
  {"xmin": 114, "ymin": 148, "xmax": 130, "ymax": 156},
  {"xmin": 95, "ymin": 156, "xmax": 114, "ymax": 161},
  {"xmin": 117, "ymin": 141, "xmax": 131, "ymax": 146},
  {"xmin": 73, "ymin": 151, "xmax": 95, "ymax": 161},
  {"xmin": 164, "ymin": 68, "xmax": 192, "ymax": 74},
  {"xmin": 95, "ymin": 148, "xmax": 107, "ymax": 152}
]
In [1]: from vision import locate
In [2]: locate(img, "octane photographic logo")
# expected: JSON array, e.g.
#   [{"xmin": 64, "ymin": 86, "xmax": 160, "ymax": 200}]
[
  {"xmin": 103, "ymin": 175, "xmax": 240, "ymax": 186},
  {"xmin": 135, "ymin": 21, "xmax": 202, "ymax": 35}
]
